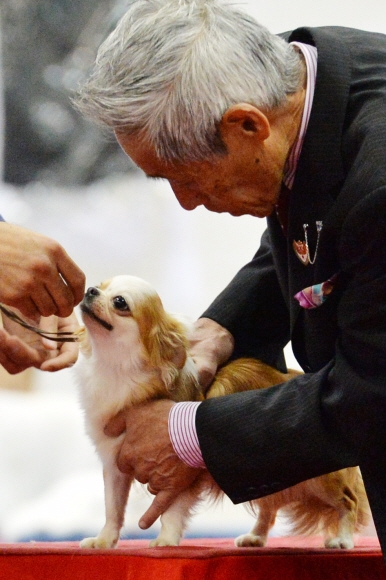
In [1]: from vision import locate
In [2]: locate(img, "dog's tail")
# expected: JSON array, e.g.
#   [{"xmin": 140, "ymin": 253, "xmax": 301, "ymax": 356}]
[{"xmin": 281, "ymin": 468, "xmax": 370, "ymax": 537}]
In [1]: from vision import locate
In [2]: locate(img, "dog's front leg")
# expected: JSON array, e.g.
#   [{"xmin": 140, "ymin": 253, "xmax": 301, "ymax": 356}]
[
  {"xmin": 150, "ymin": 487, "xmax": 201, "ymax": 547},
  {"xmin": 80, "ymin": 461, "xmax": 133, "ymax": 549}
]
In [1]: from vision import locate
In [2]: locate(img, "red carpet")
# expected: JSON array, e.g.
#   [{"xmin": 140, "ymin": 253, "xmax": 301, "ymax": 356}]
[{"xmin": 0, "ymin": 536, "xmax": 384, "ymax": 579}]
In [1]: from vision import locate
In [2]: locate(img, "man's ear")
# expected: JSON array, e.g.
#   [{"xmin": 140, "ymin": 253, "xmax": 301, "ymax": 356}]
[{"xmin": 220, "ymin": 103, "xmax": 270, "ymax": 144}]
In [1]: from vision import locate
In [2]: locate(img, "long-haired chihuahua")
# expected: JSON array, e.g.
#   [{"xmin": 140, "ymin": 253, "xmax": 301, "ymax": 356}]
[{"xmin": 75, "ymin": 275, "xmax": 369, "ymax": 549}]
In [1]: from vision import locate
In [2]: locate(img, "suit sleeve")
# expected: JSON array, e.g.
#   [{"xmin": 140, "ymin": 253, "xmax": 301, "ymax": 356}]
[
  {"xmin": 196, "ymin": 188, "xmax": 386, "ymax": 504},
  {"xmin": 201, "ymin": 228, "xmax": 290, "ymax": 371}
]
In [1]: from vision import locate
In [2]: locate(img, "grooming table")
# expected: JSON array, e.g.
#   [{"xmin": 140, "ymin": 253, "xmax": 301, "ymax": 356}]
[{"xmin": 0, "ymin": 536, "xmax": 384, "ymax": 580}]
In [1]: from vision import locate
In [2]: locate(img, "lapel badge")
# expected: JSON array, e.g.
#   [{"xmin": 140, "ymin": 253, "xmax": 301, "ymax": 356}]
[
  {"xmin": 293, "ymin": 221, "xmax": 323, "ymax": 266},
  {"xmin": 293, "ymin": 240, "xmax": 309, "ymax": 265}
]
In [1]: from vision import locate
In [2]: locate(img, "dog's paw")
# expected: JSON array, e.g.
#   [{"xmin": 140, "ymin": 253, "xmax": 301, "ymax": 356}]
[
  {"xmin": 149, "ymin": 535, "xmax": 180, "ymax": 547},
  {"xmin": 235, "ymin": 533, "xmax": 267, "ymax": 547},
  {"xmin": 324, "ymin": 536, "xmax": 354, "ymax": 550},
  {"xmin": 79, "ymin": 536, "xmax": 118, "ymax": 549}
]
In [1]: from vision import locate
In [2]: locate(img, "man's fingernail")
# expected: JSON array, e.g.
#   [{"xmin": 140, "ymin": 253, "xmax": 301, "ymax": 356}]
[{"xmin": 139, "ymin": 520, "xmax": 146, "ymax": 529}]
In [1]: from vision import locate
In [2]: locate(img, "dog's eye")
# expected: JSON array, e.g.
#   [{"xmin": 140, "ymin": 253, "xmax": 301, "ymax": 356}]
[{"xmin": 112, "ymin": 296, "xmax": 129, "ymax": 311}]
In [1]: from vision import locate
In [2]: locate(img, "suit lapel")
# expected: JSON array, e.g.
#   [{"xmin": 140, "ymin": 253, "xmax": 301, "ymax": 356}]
[{"xmin": 283, "ymin": 27, "xmax": 352, "ymax": 334}]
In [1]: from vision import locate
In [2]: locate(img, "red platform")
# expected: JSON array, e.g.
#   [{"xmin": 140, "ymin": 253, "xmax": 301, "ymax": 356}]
[{"xmin": 0, "ymin": 536, "xmax": 384, "ymax": 580}]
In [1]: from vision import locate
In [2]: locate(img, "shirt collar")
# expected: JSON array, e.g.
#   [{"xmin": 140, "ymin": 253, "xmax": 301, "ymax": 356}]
[{"xmin": 283, "ymin": 42, "xmax": 318, "ymax": 189}]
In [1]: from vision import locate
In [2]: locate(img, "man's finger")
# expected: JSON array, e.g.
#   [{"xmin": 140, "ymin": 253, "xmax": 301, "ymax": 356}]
[
  {"xmin": 40, "ymin": 315, "xmax": 60, "ymax": 351},
  {"xmin": 12, "ymin": 297, "xmax": 40, "ymax": 322},
  {"xmin": 40, "ymin": 347, "xmax": 78, "ymax": 371},
  {"xmin": 197, "ymin": 367, "xmax": 216, "ymax": 390},
  {"xmin": 139, "ymin": 490, "xmax": 176, "ymax": 529},
  {"xmin": 44, "ymin": 279, "xmax": 74, "ymax": 319},
  {"xmin": 0, "ymin": 330, "xmax": 42, "ymax": 374},
  {"xmin": 57, "ymin": 254, "xmax": 86, "ymax": 308},
  {"xmin": 30, "ymin": 286, "xmax": 59, "ymax": 318},
  {"xmin": 104, "ymin": 410, "xmax": 127, "ymax": 438},
  {"xmin": 0, "ymin": 330, "xmax": 39, "ymax": 361}
]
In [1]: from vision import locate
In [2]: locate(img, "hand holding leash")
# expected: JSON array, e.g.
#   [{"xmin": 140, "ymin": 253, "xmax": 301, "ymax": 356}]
[
  {"xmin": 0, "ymin": 327, "xmax": 43, "ymax": 374},
  {"xmin": 39, "ymin": 313, "xmax": 81, "ymax": 371},
  {"xmin": 0, "ymin": 310, "xmax": 80, "ymax": 374},
  {"xmin": 0, "ymin": 222, "xmax": 85, "ymax": 320}
]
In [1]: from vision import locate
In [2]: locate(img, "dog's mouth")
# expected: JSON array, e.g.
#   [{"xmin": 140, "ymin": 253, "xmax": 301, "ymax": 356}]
[{"xmin": 80, "ymin": 304, "xmax": 114, "ymax": 332}]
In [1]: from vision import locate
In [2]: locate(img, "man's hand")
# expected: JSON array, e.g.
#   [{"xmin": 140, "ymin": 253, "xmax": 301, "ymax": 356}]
[
  {"xmin": 0, "ymin": 328, "xmax": 43, "ymax": 374},
  {"xmin": 39, "ymin": 313, "xmax": 81, "ymax": 371},
  {"xmin": 189, "ymin": 318, "xmax": 234, "ymax": 391},
  {"xmin": 105, "ymin": 400, "xmax": 201, "ymax": 530},
  {"xmin": 0, "ymin": 311, "xmax": 80, "ymax": 374},
  {"xmin": 0, "ymin": 222, "xmax": 85, "ymax": 319}
]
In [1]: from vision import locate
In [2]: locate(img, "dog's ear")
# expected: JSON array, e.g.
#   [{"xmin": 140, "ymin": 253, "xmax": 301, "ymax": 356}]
[
  {"xmin": 136, "ymin": 297, "xmax": 187, "ymax": 390},
  {"xmin": 150, "ymin": 323, "xmax": 187, "ymax": 390}
]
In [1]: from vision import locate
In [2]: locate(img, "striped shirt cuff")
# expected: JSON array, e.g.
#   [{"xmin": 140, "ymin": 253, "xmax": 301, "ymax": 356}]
[{"xmin": 168, "ymin": 402, "xmax": 206, "ymax": 468}]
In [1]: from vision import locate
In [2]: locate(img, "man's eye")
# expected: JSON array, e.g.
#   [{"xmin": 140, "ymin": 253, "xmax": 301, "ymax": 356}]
[{"xmin": 113, "ymin": 296, "xmax": 129, "ymax": 311}]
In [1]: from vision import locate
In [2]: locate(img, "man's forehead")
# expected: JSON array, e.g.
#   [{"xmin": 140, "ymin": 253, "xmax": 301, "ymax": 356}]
[{"xmin": 115, "ymin": 131, "xmax": 166, "ymax": 171}]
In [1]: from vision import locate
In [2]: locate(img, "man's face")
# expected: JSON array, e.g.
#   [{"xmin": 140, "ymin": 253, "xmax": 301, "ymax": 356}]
[{"xmin": 115, "ymin": 127, "xmax": 284, "ymax": 218}]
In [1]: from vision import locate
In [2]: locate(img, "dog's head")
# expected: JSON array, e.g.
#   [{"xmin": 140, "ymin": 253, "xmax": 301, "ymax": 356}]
[{"xmin": 79, "ymin": 275, "xmax": 190, "ymax": 391}]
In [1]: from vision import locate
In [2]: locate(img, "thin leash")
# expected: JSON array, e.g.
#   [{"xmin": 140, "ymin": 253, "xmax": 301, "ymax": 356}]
[{"xmin": 0, "ymin": 303, "xmax": 79, "ymax": 342}]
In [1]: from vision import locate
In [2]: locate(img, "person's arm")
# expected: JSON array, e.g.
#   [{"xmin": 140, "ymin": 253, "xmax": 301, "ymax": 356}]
[
  {"xmin": 0, "ymin": 222, "xmax": 85, "ymax": 319},
  {"xmin": 196, "ymin": 188, "xmax": 386, "ymax": 503}
]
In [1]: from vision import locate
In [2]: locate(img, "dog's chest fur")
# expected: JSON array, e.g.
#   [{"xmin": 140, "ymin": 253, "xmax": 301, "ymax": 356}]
[{"xmin": 76, "ymin": 352, "xmax": 157, "ymax": 435}]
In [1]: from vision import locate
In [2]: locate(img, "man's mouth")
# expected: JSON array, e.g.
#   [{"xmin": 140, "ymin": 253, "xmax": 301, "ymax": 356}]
[{"xmin": 80, "ymin": 304, "xmax": 114, "ymax": 331}]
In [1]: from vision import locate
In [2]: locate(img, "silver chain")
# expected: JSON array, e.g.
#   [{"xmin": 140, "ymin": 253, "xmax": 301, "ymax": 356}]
[{"xmin": 303, "ymin": 221, "xmax": 323, "ymax": 265}]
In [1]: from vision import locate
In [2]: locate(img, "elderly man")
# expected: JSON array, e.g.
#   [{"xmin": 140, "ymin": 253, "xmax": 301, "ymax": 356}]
[{"xmin": 76, "ymin": 0, "xmax": 386, "ymax": 558}]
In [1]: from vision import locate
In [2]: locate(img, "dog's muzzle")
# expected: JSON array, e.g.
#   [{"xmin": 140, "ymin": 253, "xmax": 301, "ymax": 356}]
[{"xmin": 80, "ymin": 287, "xmax": 114, "ymax": 331}]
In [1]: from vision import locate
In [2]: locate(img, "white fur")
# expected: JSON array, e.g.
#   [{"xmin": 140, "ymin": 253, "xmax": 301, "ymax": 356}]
[{"xmin": 75, "ymin": 275, "xmax": 206, "ymax": 548}]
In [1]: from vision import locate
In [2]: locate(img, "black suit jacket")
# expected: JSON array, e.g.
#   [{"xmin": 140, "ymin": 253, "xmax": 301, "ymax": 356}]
[{"xmin": 196, "ymin": 26, "xmax": 386, "ymax": 557}]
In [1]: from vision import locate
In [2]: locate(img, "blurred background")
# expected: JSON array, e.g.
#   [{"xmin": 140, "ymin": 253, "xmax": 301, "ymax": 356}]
[{"xmin": 0, "ymin": 0, "xmax": 382, "ymax": 543}]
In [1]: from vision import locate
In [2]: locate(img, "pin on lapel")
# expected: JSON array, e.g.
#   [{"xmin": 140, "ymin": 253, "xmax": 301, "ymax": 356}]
[{"xmin": 293, "ymin": 221, "xmax": 323, "ymax": 266}]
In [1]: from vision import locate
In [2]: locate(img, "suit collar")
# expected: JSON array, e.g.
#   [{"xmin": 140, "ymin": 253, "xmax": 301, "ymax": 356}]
[
  {"xmin": 288, "ymin": 27, "xmax": 352, "ymax": 195},
  {"xmin": 272, "ymin": 28, "xmax": 352, "ymax": 332}
]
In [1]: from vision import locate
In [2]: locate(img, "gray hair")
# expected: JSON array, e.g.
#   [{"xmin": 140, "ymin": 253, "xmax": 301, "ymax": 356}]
[{"xmin": 75, "ymin": 0, "xmax": 303, "ymax": 162}]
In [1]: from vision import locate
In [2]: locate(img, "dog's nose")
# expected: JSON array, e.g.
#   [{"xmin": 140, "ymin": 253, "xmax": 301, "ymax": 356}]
[{"xmin": 85, "ymin": 287, "xmax": 100, "ymax": 299}]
